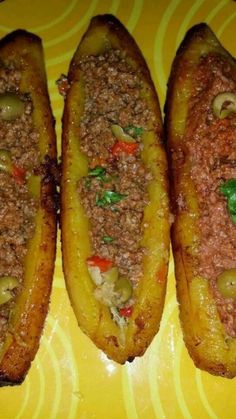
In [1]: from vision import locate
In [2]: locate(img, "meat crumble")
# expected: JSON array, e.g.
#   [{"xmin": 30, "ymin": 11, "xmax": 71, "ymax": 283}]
[
  {"xmin": 185, "ymin": 53, "xmax": 236, "ymax": 337},
  {"xmin": 0, "ymin": 62, "xmax": 40, "ymax": 344},
  {"xmin": 77, "ymin": 49, "xmax": 153, "ymax": 313}
]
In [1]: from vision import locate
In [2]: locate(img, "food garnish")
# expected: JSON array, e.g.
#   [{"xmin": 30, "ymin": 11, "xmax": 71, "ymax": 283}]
[
  {"xmin": 220, "ymin": 179, "xmax": 236, "ymax": 223},
  {"xmin": 212, "ymin": 92, "xmax": 236, "ymax": 119},
  {"xmin": 216, "ymin": 269, "xmax": 236, "ymax": 298},
  {"xmin": 95, "ymin": 190, "xmax": 127, "ymax": 207}
]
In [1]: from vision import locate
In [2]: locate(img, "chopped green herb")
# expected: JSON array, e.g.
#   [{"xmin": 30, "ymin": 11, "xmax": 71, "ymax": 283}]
[
  {"xmin": 88, "ymin": 166, "xmax": 105, "ymax": 177},
  {"xmin": 232, "ymin": 214, "xmax": 236, "ymax": 224},
  {"xmin": 102, "ymin": 236, "xmax": 114, "ymax": 243},
  {"xmin": 124, "ymin": 125, "xmax": 143, "ymax": 138},
  {"xmin": 88, "ymin": 166, "xmax": 106, "ymax": 181},
  {"xmin": 96, "ymin": 190, "xmax": 127, "ymax": 207},
  {"xmin": 220, "ymin": 179, "xmax": 236, "ymax": 196},
  {"xmin": 87, "ymin": 166, "xmax": 112, "ymax": 183},
  {"xmin": 220, "ymin": 179, "xmax": 236, "ymax": 224}
]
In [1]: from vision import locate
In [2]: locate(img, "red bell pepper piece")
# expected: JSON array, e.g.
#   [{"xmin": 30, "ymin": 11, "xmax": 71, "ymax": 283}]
[
  {"xmin": 119, "ymin": 306, "xmax": 133, "ymax": 317},
  {"xmin": 12, "ymin": 165, "xmax": 26, "ymax": 184},
  {"xmin": 111, "ymin": 140, "xmax": 138, "ymax": 156},
  {"xmin": 87, "ymin": 255, "xmax": 113, "ymax": 272}
]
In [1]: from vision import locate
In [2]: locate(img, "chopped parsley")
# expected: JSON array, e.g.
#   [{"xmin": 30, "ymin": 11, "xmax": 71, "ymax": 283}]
[
  {"xmin": 124, "ymin": 125, "xmax": 143, "ymax": 138},
  {"xmin": 96, "ymin": 190, "xmax": 127, "ymax": 207},
  {"xmin": 85, "ymin": 166, "xmax": 111, "ymax": 188},
  {"xmin": 102, "ymin": 236, "xmax": 114, "ymax": 244},
  {"xmin": 88, "ymin": 166, "xmax": 107, "ymax": 181},
  {"xmin": 220, "ymin": 179, "xmax": 236, "ymax": 223}
]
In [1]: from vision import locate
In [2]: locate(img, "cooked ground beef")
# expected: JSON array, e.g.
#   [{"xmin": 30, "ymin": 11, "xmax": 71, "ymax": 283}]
[
  {"xmin": 78, "ymin": 50, "xmax": 153, "ymax": 283},
  {"xmin": 0, "ymin": 62, "xmax": 39, "ymax": 344},
  {"xmin": 185, "ymin": 53, "xmax": 236, "ymax": 337}
]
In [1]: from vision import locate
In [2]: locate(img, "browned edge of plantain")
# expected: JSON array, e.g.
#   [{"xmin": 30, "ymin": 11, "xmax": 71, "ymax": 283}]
[
  {"xmin": 0, "ymin": 30, "xmax": 57, "ymax": 385},
  {"xmin": 61, "ymin": 14, "xmax": 170, "ymax": 364},
  {"xmin": 165, "ymin": 23, "xmax": 236, "ymax": 378}
]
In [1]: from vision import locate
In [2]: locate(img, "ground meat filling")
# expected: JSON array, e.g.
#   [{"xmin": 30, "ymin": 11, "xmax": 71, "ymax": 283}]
[
  {"xmin": 0, "ymin": 63, "xmax": 39, "ymax": 343},
  {"xmin": 185, "ymin": 54, "xmax": 236, "ymax": 337},
  {"xmin": 77, "ymin": 50, "xmax": 152, "ymax": 313}
]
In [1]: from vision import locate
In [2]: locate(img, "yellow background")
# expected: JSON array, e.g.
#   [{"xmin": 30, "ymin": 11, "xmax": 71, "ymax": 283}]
[{"xmin": 0, "ymin": 1, "xmax": 235, "ymax": 418}]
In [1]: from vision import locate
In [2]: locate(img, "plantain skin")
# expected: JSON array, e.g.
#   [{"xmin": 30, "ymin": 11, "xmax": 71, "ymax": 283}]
[
  {"xmin": 165, "ymin": 24, "xmax": 236, "ymax": 378},
  {"xmin": 61, "ymin": 15, "xmax": 170, "ymax": 363},
  {"xmin": 0, "ymin": 30, "xmax": 57, "ymax": 385}
]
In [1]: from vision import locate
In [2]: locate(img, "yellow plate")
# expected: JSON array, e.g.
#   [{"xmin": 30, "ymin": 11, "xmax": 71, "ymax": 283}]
[{"xmin": 0, "ymin": 1, "xmax": 235, "ymax": 417}]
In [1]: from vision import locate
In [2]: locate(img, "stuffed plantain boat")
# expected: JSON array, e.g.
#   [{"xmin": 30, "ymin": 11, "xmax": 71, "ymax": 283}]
[
  {"xmin": 0, "ymin": 30, "xmax": 57, "ymax": 384},
  {"xmin": 165, "ymin": 24, "xmax": 236, "ymax": 377},
  {"xmin": 61, "ymin": 14, "xmax": 170, "ymax": 363}
]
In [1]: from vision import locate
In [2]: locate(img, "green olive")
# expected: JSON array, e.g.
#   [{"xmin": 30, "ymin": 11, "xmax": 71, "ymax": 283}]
[
  {"xmin": 114, "ymin": 276, "xmax": 133, "ymax": 304},
  {"xmin": 212, "ymin": 92, "xmax": 236, "ymax": 119},
  {"xmin": 216, "ymin": 269, "xmax": 236, "ymax": 298},
  {"xmin": 0, "ymin": 149, "xmax": 12, "ymax": 173},
  {"xmin": 0, "ymin": 93, "xmax": 25, "ymax": 121},
  {"xmin": 0, "ymin": 276, "xmax": 18, "ymax": 305},
  {"xmin": 27, "ymin": 174, "xmax": 41, "ymax": 198},
  {"xmin": 102, "ymin": 267, "xmax": 119, "ymax": 283},
  {"xmin": 111, "ymin": 124, "xmax": 136, "ymax": 143}
]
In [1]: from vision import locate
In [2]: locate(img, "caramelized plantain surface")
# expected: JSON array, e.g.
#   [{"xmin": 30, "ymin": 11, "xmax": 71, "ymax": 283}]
[
  {"xmin": 61, "ymin": 15, "xmax": 170, "ymax": 363},
  {"xmin": 165, "ymin": 24, "xmax": 236, "ymax": 378},
  {"xmin": 0, "ymin": 30, "xmax": 57, "ymax": 385}
]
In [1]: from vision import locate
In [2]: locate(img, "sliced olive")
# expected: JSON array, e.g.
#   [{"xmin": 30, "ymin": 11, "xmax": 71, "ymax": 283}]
[
  {"xmin": 114, "ymin": 276, "xmax": 133, "ymax": 304},
  {"xmin": 0, "ymin": 276, "xmax": 18, "ymax": 305},
  {"xmin": 0, "ymin": 93, "xmax": 24, "ymax": 121},
  {"xmin": 27, "ymin": 174, "xmax": 41, "ymax": 198},
  {"xmin": 0, "ymin": 149, "xmax": 12, "ymax": 173},
  {"xmin": 212, "ymin": 92, "xmax": 236, "ymax": 119},
  {"xmin": 111, "ymin": 124, "xmax": 136, "ymax": 143},
  {"xmin": 217, "ymin": 269, "xmax": 236, "ymax": 298},
  {"xmin": 102, "ymin": 267, "xmax": 119, "ymax": 283}
]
